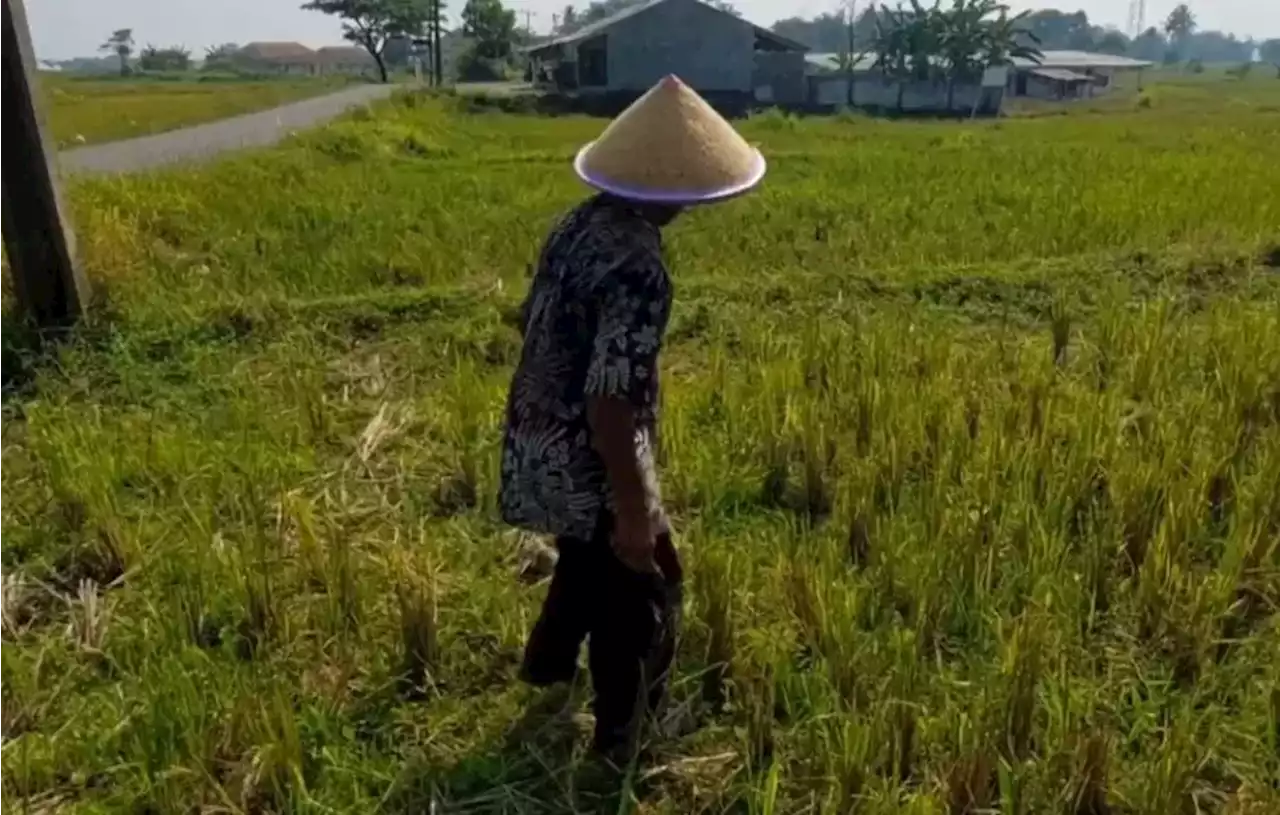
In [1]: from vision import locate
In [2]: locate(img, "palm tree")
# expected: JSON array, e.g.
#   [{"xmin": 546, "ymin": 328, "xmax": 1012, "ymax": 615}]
[
  {"xmin": 871, "ymin": 5, "xmax": 911, "ymax": 109},
  {"xmin": 100, "ymin": 28, "xmax": 135, "ymax": 76},
  {"xmin": 871, "ymin": 2, "xmax": 942, "ymax": 110},
  {"xmin": 937, "ymin": 0, "xmax": 988, "ymax": 109},
  {"xmin": 977, "ymin": 7, "xmax": 1041, "ymax": 72},
  {"xmin": 1163, "ymin": 4, "xmax": 1196, "ymax": 46}
]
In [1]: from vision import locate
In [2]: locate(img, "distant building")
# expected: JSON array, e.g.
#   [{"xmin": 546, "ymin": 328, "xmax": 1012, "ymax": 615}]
[
  {"xmin": 233, "ymin": 42, "xmax": 379, "ymax": 77},
  {"xmin": 523, "ymin": 0, "xmax": 809, "ymax": 108},
  {"xmin": 803, "ymin": 49, "xmax": 1153, "ymax": 113},
  {"xmin": 1005, "ymin": 51, "xmax": 1153, "ymax": 100},
  {"xmin": 804, "ymin": 54, "xmax": 1001, "ymax": 114},
  {"xmin": 235, "ymin": 42, "xmax": 318, "ymax": 75},
  {"xmin": 314, "ymin": 46, "xmax": 378, "ymax": 77}
]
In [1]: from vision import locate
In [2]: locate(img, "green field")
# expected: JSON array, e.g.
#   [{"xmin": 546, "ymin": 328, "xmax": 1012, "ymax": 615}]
[
  {"xmin": 41, "ymin": 73, "xmax": 357, "ymax": 148},
  {"xmin": 3, "ymin": 78, "xmax": 1280, "ymax": 813}
]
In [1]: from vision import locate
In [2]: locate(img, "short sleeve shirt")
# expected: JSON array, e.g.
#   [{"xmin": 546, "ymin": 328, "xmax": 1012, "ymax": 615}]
[{"xmin": 499, "ymin": 195, "xmax": 672, "ymax": 540}]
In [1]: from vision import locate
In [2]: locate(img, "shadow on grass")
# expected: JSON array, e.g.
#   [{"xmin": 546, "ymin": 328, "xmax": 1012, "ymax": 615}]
[
  {"xmin": 1, "ymin": 311, "xmax": 65, "ymax": 403},
  {"xmin": 388, "ymin": 682, "xmax": 663, "ymax": 814}
]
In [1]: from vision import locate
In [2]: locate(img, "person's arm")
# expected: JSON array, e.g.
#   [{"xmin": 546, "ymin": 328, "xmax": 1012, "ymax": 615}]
[
  {"xmin": 584, "ymin": 255, "xmax": 670, "ymax": 570},
  {"xmin": 587, "ymin": 397, "xmax": 648, "ymax": 521}
]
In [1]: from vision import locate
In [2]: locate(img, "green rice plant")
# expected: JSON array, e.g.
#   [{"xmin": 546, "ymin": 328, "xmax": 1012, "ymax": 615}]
[{"xmin": 2, "ymin": 77, "xmax": 1279, "ymax": 812}]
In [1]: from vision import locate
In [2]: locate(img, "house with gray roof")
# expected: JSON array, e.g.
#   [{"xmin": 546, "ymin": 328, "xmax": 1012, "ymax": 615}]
[
  {"xmin": 1005, "ymin": 51, "xmax": 1153, "ymax": 99},
  {"xmin": 235, "ymin": 42, "xmax": 319, "ymax": 75},
  {"xmin": 523, "ymin": 0, "xmax": 809, "ymax": 107}
]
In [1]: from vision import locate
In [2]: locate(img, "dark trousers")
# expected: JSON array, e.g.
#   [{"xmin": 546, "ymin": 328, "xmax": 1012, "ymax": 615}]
[{"xmin": 521, "ymin": 518, "xmax": 683, "ymax": 754}]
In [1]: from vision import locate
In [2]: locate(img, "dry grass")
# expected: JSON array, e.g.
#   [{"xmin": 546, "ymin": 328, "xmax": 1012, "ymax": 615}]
[{"xmin": 3, "ymin": 77, "xmax": 1279, "ymax": 812}]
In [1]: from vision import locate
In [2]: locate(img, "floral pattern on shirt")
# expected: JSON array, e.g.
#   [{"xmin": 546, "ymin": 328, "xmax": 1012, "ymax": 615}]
[{"xmin": 499, "ymin": 195, "xmax": 672, "ymax": 540}]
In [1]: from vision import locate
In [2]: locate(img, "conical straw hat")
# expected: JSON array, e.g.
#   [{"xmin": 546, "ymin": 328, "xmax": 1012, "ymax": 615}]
[{"xmin": 574, "ymin": 75, "xmax": 766, "ymax": 205}]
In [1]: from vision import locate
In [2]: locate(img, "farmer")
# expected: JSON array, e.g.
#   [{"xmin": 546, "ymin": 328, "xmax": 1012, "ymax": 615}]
[{"xmin": 498, "ymin": 75, "xmax": 767, "ymax": 760}]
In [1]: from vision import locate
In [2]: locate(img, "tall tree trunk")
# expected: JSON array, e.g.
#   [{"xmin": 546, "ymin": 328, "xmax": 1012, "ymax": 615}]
[
  {"xmin": 946, "ymin": 76, "xmax": 955, "ymax": 112},
  {"xmin": 373, "ymin": 52, "xmax": 388, "ymax": 83}
]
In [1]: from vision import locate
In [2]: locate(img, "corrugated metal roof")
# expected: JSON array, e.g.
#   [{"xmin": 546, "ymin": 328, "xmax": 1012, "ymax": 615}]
[
  {"xmin": 534, "ymin": 0, "xmax": 666, "ymax": 50},
  {"xmin": 1014, "ymin": 50, "xmax": 1152, "ymax": 69},
  {"xmin": 1031, "ymin": 67, "xmax": 1091, "ymax": 82},
  {"xmin": 525, "ymin": 0, "xmax": 807, "ymax": 55}
]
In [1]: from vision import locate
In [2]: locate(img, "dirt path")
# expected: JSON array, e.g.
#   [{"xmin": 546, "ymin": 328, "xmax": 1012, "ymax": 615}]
[{"xmin": 59, "ymin": 84, "xmax": 396, "ymax": 175}]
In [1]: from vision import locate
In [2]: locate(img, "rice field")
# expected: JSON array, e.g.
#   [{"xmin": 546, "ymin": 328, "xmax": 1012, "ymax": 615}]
[
  {"xmin": 2, "ymin": 80, "xmax": 1279, "ymax": 813},
  {"xmin": 41, "ymin": 73, "xmax": 356, "ymax": 148}
]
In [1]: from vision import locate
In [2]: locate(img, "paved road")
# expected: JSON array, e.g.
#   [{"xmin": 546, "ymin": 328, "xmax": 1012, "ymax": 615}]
[{"xmin": 59, "ymin": 84, "xmax": 396, "ymax": 175}]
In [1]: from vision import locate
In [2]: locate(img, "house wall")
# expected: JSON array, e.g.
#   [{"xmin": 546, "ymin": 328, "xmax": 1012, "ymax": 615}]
[
  {"xmin": 604, "ymin": 0, "xmax": 756, "ymax": 93},
  {"xmin": 753, "ymin": 51, "xmax": 807, "ymax": 104},
  {"xmin": 1007, "ymin": 68, "xmax": 1126, "ymax": 99},
  {"xmin": 1019, "ymin": 74, "xmax": 1087, "ymax": 100},
  {"xmin": 235, "ymin": 57, "xmax": 316, "ymax": 76},
  {"xmin": 809, "ymin": 74, "xmax": 1001, "ymax": 114}
]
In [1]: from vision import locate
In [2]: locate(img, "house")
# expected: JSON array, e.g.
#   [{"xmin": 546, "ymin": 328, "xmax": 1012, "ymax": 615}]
[
  {"xmin": 235, "ymin": 42, "xmax": 318, "ymax": 75},
  {"xmin": 314, "ymin": 46, "xmax": 378, "ymax": 77},
  {"xmin": 523, "ymin": 0, "xmax": 809, "ymax": 107},
  {"xmin": 1006, "ymin": 51, "xmax": 1153, "ymax": 99}
]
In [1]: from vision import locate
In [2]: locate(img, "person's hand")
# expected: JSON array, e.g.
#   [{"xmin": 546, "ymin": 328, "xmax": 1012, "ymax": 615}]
[{"xmin": 612, "ymin": 509, "xmax": 657, "ymax": 573}]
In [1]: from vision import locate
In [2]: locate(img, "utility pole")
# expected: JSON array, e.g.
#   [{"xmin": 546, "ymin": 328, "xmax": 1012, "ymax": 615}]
[
  {"xmin": 430, "ymin": 0, "xmax": 443, "ymax": 85},
  {"xmin": 845, "ymin": 0, "xmax": 858, "ymax": 107},
  {"xmin": 2, "ymin": 0, "xmax": 90, "ymax": 329}
]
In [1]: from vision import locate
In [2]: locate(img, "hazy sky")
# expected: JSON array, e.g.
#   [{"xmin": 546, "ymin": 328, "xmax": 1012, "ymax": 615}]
[{"xmin": 29, "ymin": 0, "xmax": 1278, "ymax": 61}]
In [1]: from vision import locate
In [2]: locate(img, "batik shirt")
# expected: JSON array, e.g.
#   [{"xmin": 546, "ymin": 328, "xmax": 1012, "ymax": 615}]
[{"xmin": 499, "ymin": 195, "xmax": 672, "ymax": 541}]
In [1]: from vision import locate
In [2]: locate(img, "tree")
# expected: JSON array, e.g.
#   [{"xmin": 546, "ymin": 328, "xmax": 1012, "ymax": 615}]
[
  {"xmin": 1130, "ymin": 26, "xmax": 1166, "ymax": 61},
  {"xmin": 99, "ymin": 28, "xmax": 134, "ymax": 76},
  {"xmin": 558, "ymin": 5, "xmax": 578, "ymax": 32},
  {"xmin": 1094, "ymin": 30, "xmax": 1129, "ymax": 56},
  {"xmin": 870, "ymin": 2, "xmax": 936, "ymax": 110},
  {"xmin": 937, "ymin": 0, "xmax": 987, "ymax": 106},
  {"xmin": 1164, "ymin": 4, "xmax": 1196, "ymax": 46},
  {"xmin": 575, "ymin": 0, "xmax": 644, "ymax": 30},
  {"xmin": 1260, "ymin": 38, "xmax": 1280, "ymax": 77},
  {"xmin": 300, "ymin": 0, "xmax": 431, "ymax": 82},
  {"xmin": 138, "ymin": 44, "xmax": 192, "ymax": 71},
  {"xmin": 1020, "ymin": 9, "xmax": 1095, "ymax": 51},
  {"xmin": 202, "ymin": 43, "xmax": 241, "ymax": 71},
  {"xmin": 461, "ymin": 0, "xmax": 516, "ymax": 60},
  {"xmin": 870, "ymin": 0, "xmax": 1038, "ymax": 111}
]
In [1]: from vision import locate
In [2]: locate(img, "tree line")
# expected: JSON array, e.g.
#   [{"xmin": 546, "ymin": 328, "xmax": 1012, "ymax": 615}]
[
  {"xmin": 828, "ymin": 0, "xmax": 1042, "ymax": 109},
  {"xmin": 775, "ymin": 3, "xmax": 1280, "ymax": 68}
]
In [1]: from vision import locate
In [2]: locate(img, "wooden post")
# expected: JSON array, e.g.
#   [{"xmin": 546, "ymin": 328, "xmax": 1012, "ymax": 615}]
[{"xmin": 1, "ymin": 0, "xmax": 90, "ymax": 328}]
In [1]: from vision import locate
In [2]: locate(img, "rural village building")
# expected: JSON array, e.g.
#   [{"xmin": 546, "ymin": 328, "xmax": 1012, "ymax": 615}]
[
  {"xmin": 1004, "ymin": 50, "xmax": 1153, "ymax": 99},
  {"xmin": 235, "ymin": 42, "xmax": 318, "ymax": 75},
  {"xmin": 235, "ymin": 42, "xmax": 378, "ymax": 77},
  {"xmin": 804, "ymin": 49, "xmax": 1152, "ymax": 112},
  {"xmin": 524, "ymin": 0, "xmax": 810, "ymax": 108}
]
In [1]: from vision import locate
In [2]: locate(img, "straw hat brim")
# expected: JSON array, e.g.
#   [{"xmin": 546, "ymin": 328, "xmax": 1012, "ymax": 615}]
[{"xmin": 574, "ymin": 143, "xmax": 767, "ymax": 206}]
